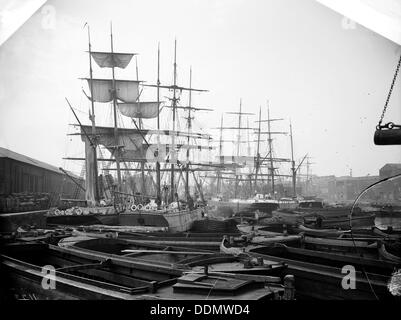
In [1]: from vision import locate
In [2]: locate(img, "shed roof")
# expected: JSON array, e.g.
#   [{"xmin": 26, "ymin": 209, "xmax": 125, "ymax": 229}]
[{"xmin": 0, "ymin": 147, "xmax": 82, "ymax": 180}]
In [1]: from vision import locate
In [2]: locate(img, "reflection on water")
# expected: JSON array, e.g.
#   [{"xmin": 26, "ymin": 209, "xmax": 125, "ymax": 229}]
[{"xmin": 375, "ymin": 216, "xmax": 401, "ymax": 230}]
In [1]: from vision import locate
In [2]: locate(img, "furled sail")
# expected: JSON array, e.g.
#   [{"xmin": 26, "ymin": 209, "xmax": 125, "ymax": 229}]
[
  {"xmin": 79, "ymin": 125, "xmax": 214, "ymax": 163},
  {"xmin": 84, "ymin": 79, "xmax": 141, "ymax": 103},
  {"xmin": 91, "ymin": 52, "xmax": 135, "ymax": 69},
  {"xmin": 177, "ymin": 145, "xmax": 215, "ymax": 151},
  {"xmin": 118, "ymin": 102, "xmax": 160, "ymax": 119},
  {"xmin": 71, "ymin": 125, "xmax": 211, "ymax": 141},
  {"xmin": 217, "ymin": 155, "xmax": 256, "ymax": 163},
  {"xmin": 147, "ymin": 130, "xmax": 212, "ymax": 140},
  {"xmin": 80, "ymin": 125, "xmax": 146, "ymax": 159}
]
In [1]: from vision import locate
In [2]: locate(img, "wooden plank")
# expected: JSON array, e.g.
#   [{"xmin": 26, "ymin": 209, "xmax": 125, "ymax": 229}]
[
  {"xmin": 121, "ymin": 249, "xmax": 215, "ymax": 255},
  {"xmin": 56, "ymin": 262, "xmax": 109, "ymax": 273},
  {"xmin": 184, "ymin": 271, "xmax": 282, "ymax": 284},
  {"xmin": 304, "ymin": 236, "xmax": 371, "ymax": 248}
]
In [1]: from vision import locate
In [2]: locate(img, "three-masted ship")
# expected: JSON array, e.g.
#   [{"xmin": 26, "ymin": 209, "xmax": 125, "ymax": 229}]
[
  {"xmin": 206, "ymin": 102, "xmax": 301, "ymax": 219},
  {"xmin": 48, "ymin": 25, "xmax": 215, "ymax": 232}
]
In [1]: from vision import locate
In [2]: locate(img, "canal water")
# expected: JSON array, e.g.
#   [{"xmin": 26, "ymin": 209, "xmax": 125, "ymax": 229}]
[{"xmin": 375, "ymin": 216, "xmax": 401, "ymax": 230}]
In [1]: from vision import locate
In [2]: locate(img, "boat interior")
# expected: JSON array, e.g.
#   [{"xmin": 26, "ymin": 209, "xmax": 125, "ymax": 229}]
[{"xmin": 0, "ymin": 241, "xmax": 285, "ymax": 300}]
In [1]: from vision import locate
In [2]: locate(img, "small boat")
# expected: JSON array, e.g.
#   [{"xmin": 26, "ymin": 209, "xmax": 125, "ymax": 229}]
[
  {"xmin": 190, "ymin": 217, "xmax": 239, "ymax": 233},
  {"xmin": 295, "ymin": 200, "xmax": 354, "ymax": 218},
  {"xmin": 294, "ymin": 225, "xmax": 350, "ymax": 238},
  {"xmin": 335, "ymin": 227, "xmax": 401, "ymax": 241},
  {"xmin": 250, "ymin": 235, "xmax": 302, "ymax": 246},
  {"xmin": 60, "ymin": 228, "xmax": 241, "ymax": 251},
  {"xmin": 301, "ymin": 236, "xmax": 378, "ymax": 258},
  {"xmin": 71, "ymin": 225, "xmax": 240, "ymax": 239},
  {"xmin": 271, "ymin": 209, "xmax": 307, "ymax": 225},
  {"xmin": 243, "ymin": 243, "xmax": 399, "ymax": 300},
  {"xmin": 272, "ymin": 209, "xmax": 376, "ymax": 230},
  {"xmin": 372, "ymin": 227, "xmax": 401, "ymax": 240},
  {"xmin": 236, "ymin": 224, "xmax": 286, "ymax": 237},
  {"xmin": 309, "ymin": 214, "xmax": 376, "ymax": 229},
  {"xmin": 0, "ymin": 239, "xmax": 292, "ymax": 300},
  {"xmin": 0, "ymin": 227, "xmax": 72, "ymax": 246},
  {"xmin": 379, "ymin": 243, "xmax": 401, "ymax": 264},
  {"xmin": 219, "ymin": 239, "xmax": 247, "ymax": 257}
]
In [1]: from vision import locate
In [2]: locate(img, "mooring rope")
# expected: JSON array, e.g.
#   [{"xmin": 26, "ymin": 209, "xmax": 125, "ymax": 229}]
[{"xmin": 349, "ymin": 173, "xmax": 401, "ymax": 300}]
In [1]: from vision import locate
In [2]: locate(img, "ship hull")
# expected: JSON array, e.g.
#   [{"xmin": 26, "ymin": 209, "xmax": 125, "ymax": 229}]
[
  {"xmin": 314, "ymin": 214, "xmax": 376, "ymax": 229},
  {"xmin": 47, "ymin": 207, "xmax": 204, "ymax": 233},
  {"xmin": 272, "ymin": 210, "xmax": 376, "ymax": 229},
  {"xmin": 123, "ymin": 207, "xmax": 204, "ymax": 233}
]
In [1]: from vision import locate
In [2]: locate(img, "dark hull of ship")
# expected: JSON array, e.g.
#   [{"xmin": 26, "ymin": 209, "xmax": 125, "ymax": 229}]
[
  {"xmin": 190, "ymin": 218, "xmax": 239, "ymax": 233},
  {"xmin": 312, "ymin": 214, "xmax": 376, "ymax": 229},
  {"xmin": 47, "ymin": 208, "xmax": 204, "ymax": 232},
  {"xmin": 297, "ymin": 207, "xmax": 352, "ymax": 218}
]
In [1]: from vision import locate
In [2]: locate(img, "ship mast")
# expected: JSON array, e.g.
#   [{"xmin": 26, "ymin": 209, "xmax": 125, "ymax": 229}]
[
  {"xmin": 305, "ymin": 156, "xmax": 315, "ymax": 195},
  {"xmin": 213, "ymin": 105, "xmax": 254, "ymax": 199},
  {"xmin": 170, "ymin": 39, "xmax": 178, "ymax": 203},
  {"xmin": 267, "ymin": 104, "xmax": 275, "ymax": 197},
  {"xmin": 135, "ymin": 56, "xmax": 147, "ymax": 195},
  {"xmin": 140, "ymin": 40, "xmax": 208, "ymax": 203},
  {"xmin": 254, "ymin": 106, "xmax": 262, "ymax": 193},
  {"xmin": 156, "ymin": 43, "xmax": 161, "ymax": 204},
  {"xmin": 217, "ymin": 114, "xmax": 224, "ymax": 194},
  {"xmin": 185, "ymin": 67, "xmax": 192, "ymax": 202},
  {"xmin": 262, "ymin": 101, "xmax": 288, "ymax": 199},
  {"xmin": 246, "ymin": 117, "xmax": 252, "ymax": 195},
  {"xmin": 86, "ymin": 24, "xmax": 100, "ymax": 205},
  {"xmin": 290, "ymin": 121, "xmax": 296, "ymax": 198},
  {"xmin": 110, "ymin": 22, "xmax": 122, "ymax": 191},
  {"xmin": 234, "ymin": 99, "xmax": 242, "ymax": 199}
]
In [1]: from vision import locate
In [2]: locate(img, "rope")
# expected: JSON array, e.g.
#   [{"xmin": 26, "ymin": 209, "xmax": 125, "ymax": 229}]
[{"xmin": 349, "ymin": 172, "xmax": 401, "ymax": 300}]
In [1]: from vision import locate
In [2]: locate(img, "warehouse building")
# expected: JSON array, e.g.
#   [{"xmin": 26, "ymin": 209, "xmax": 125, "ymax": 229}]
[{"xmin": 0, "ymin": 147, "xmax": 84, "ymax": 210}]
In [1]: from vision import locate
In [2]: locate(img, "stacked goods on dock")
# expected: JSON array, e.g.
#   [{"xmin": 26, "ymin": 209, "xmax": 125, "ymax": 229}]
[{"xmin": 0, "ymin": 192, "xmax": 51, "ymax": 213}]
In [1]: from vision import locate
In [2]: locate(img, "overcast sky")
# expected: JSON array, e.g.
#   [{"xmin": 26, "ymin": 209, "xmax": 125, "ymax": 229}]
[{"xmin": 0, "ymin": 0, "xmax": 400, "ymax": 178}]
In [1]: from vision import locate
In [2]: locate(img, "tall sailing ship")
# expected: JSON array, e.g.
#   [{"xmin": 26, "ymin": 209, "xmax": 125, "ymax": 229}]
[
  {"xmin": 206, "ymin": 102, "xmax": 302, "ymax": 219},
  {"xmin": 47, "ymin": 25, "xmax": 215, "ymax": 232}
]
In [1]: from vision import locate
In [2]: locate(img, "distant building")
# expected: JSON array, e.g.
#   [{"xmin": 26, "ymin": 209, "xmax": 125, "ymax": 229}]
[
  {"xmin": 333, "ymin": 175, "xmax": 380, "ymax": 202},
  {"xmin": 380, "ymin": 164, "xmax": 401, "ymax": 179},
  {"xmin": 0, "ymin": 147, "xmax": 84, "ymax": 204},
  {"xmin": 306, "ymin": 175, "xmax": 336, "ymax": 202},
  {"xmin": 301, "ymin": 163, "xmax": 401, "ymax": 203},
  {"xmin": 377, "ymin": 163, "xmax": 401, "ymax": 202}
]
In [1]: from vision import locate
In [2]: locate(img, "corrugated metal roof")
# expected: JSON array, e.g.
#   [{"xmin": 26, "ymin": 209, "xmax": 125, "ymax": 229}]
[{"xmin": 0, "ymin": 147, "xmax": 62, "ymax": 174}]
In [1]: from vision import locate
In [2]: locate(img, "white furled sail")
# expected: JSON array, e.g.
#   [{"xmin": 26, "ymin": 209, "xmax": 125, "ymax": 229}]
[
  {"xmin": 181, "ymin": 145, "xmax": 215, "ymax": 151},
  {"xmin": 80, "ymin": 125, "xmax": 147, "ymax": 159},
  {"xmin": 91, "ymin": 52, "xmax": 135, "ymax": 69},
  {"xmin": 217, "ymin": 155, "xmax": 256, "ymax": 163},
  {"xmin": 147, "ymin": 130, "xmax": 212, "ymax": 140},
  {"xmin": 84, "ymin": 79, "xmax": 141, "ymax": 103},
  {"xmin": 118, "ymin": 102, "xmax": 160, "ymax": 119},
  {"xmin": 72, "ymin": 125, "xmax": 211, "ymax": 141}
]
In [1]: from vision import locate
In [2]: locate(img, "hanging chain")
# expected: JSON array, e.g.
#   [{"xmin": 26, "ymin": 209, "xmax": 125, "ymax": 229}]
[{"xmin": 377, "ymin": 53, "xmax": 401, "ymax": 129}]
